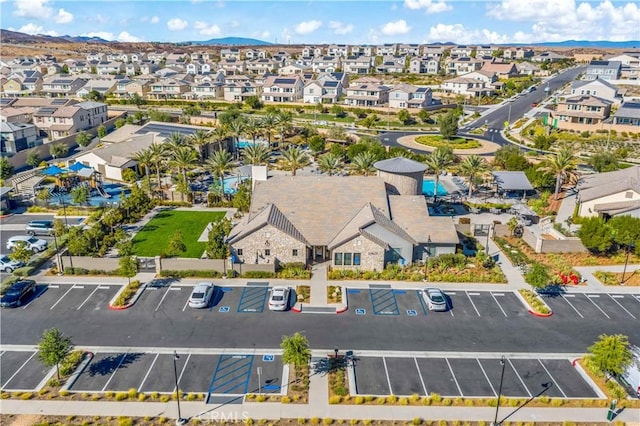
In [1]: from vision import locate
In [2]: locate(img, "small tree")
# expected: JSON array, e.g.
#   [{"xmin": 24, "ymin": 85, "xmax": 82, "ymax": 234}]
[
  {"xmin": 97, "ymin": 125, "xmax": 107, "ymax": 139},
  {"xmin": 118, "ymin": 255, "xmax": 138, "ymax": 284},
  {"xmin": 397, "ymin": 109, "xmax": 412, "ymax": 125},
  {"xmin": 10, "ymin": 242, "xmax": 33, "ymax": 265},
  {"xmin": 37, "ymin": 328, "xmax": 74, "ymax": 380},
  {"xmin": 166, "ymin": 230, "xmax": 187, "ymax": 257},
  {"xmin": 206, "ymin": 218, "xmax": 232, "ymax": 259},
  {"xmin": 0, "ymin": 156, "xmax": 15, "ymax": 180},
  {"xmin": 115, "ymin": 118, "xmax": 126, "ymax": 129},
  {"xmin": 70, "ymin": 185, "xmax": 90, "ymax": 205},
  {"xmin": 75, "ymin": 131, "xmax": 92, "ymax": 148},
  {"xmin": 281, "ymin": 332, "xmax": 311, "ymax": 380},
  {"xmin": 308, "ymin": 135, "xmax": 326, "ymax": 156},
  {"xmin": 49, "ymin": 143, "xmax": 69, "ymax": 160},
  {"xmin": 26, "ymin": 149, "xmax": 41, "ymax": 168},
  {"xmin": 577, "ymin": 217, "xmax": 614, "ymax": 253},
  {"xmin": 586, "ymin": 334, "xmax": 632, "ymax": 380},
  {"xmin": 439, "ymin": 110, "xmax": 458, "ymax": 140},
  {"xmin": 524, "ymin": 263, "xmax": 551, "ymax": 289},
  {"xmin": 417, "ymin": 109, "xmax": 430, "ymax": 124}
]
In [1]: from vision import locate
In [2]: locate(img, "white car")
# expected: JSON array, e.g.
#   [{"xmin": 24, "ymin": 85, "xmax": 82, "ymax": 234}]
[
  {"xmin": 421, "ymin": 287, "xmax": 449, "ymax": 312},
  {"xmin": 6, "ymin": 236, "xmax": 48, "ymax": 253},
  {"xmin": 188, "ymin": 282, "xmax": 214, "ymax": 309},
  {"xmin": 268, "ymin": 286, "xmax": 290, "ymax": 311},
  {"xmin": 0, "ymin": 255, "xmax": 24, "ymax": 273}
]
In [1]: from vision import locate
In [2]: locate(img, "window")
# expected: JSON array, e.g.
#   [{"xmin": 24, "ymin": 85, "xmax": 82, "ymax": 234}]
[
  {"xmin": 237, "ymin": 249, "xmax": 243, "ymax": 256},
  {"xmin": 344, "ymin": 253, "xmax": 352, "ymax": 266},
  {"xmin": 292, "ymin": 249, "xmax": 298, "ymax": 257},
  {"xmin": 264, "ymin": 249, "xmax": 270, "ymax": 256},
  {"xmin": 334, "ymin": 252, "xmax": 343, "ymax": 265},
  {"xmin": 626, "ymin": 191, "xmax": 634, "ymax": 199},
  {"xmin": 353, "ymin": 253, "xmax": 361, "ymax": 266}
]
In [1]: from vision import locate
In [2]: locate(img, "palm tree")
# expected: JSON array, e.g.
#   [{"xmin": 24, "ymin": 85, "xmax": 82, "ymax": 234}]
[
  {"xmin": 260, "ymin": 112, "xmax": 279, "ymax": 148},
  {"xmin": 166, "ymin": 132, "xmax": 187, "ymax": 151},
  {"xmin": 190, "ymin": 129, "xmax": 212, "ymax": 159},
  {"xmin": 147, "ymin": 142, "xmax": 167, "ymax": 190},
  {"xmin": 228, "ymin": 118, "xmax": 247, "ymax": 159},
  {"xmin": 210, "ymin": 126, "xmax": 229, "ymax": 153},
  {"xmin": 205, "ymin": 149, "xmax": 236, "ymax": 194},
  {"xmin": 277, "ymin": 146, "xmax": 310, "ymax": 176},
  {"xmin": 276, "ymin": 110, "xmax": 293, "ymax": 146},
  {"xmin": 317, "ymin": 153, "xmax": 344, "ymax": 176},
  {"xmin": 245, "ymin": 118, "xmax": 264, "ymax": 144},
  {"xmin": 242, "ymin": 143, "xmax": 271, "ymax": 165},
  {"xmin": 539, "ymin": 146, "xmax": 578, "ymax": 200},
  {"xmin": 349, "ymin": 151, "xmax": 377, "ymax": 176},
  {"xmin": 133, "ymin": 148, "xmax": 154, "ymax": 184},
  {"xmin": 424, "ymin": 148, "xmax": 454, "ymax": 203},
  {"xmin": 169, "ymin": 145, "xmax": 199, "ymax": 197},
  {"xmin": 457, "ymin": 154, "xmax": 488, "ymax": 198}
]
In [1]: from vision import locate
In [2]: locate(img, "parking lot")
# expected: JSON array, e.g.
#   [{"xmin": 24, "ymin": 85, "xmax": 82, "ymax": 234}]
[
  {"xmin": 351, "ymin": 355, "xmax": 599, "ymax": 399},
  {"xmin": 1, "ymin": 350, "xmax": 53, "ymax": 391},
  {"xmin": 14, "ymin": 282, "xmax": 120, "ymax": 312},
  {"xmin": 68, "ymin": 350, "xmax": 284, "ymax": 403},
  {"xmin": 540, "ymin": 292, "xmax": 639, "ymax": 321}
]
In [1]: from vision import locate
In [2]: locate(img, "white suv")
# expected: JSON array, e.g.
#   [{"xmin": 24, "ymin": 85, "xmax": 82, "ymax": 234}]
[
  {"xmin": 6, "ymin": 236, "xmax": 48, "ymax": 253},
  {"xmin": 0, "ymin": 255, "xmax": 24, "ymax": 273}
]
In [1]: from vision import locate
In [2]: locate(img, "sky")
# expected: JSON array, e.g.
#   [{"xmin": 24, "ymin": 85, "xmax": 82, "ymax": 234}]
[{"xmin": 2, "ymin": 0, "xmax": 640, "ymax": 45}]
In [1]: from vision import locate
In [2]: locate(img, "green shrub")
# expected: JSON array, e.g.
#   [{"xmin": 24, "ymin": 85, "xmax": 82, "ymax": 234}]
[
  {"xmin": 354, "ymin": 396, "xmax": 364, "ymax": 404},
  {"xmin": 117, "ymin": 417, "xmax": 133, "ymax": 426},
  {"xmin": 115, "ymin": 392, "xmax": 128, "ymax": 401},
  {"xmin": 242, "ymin": 271, "xmax": 275, "ymax": 279},
  {"xmin": 112, "ymin": 280, "xmax": 141, "ymax": 307},
  {"xmin": 159, "ymin": 270, "xmax": 222, "ymax": 278},
  {"xmin": 59, "ymin": 350, "xmax": 84, "ymax": 376}
]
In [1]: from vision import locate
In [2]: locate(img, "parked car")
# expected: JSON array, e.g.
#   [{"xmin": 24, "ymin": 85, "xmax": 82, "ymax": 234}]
[
  {"xmin": 621, "ymin": 345, "xmax": 640, "ymax": 398},
  {"xmin": 25, "ymin": 220, "xmax": 54, "ymax": 236},
  {"xmin": 0, "ymin": 279, "xmax": 36, "ymax": 308},
  {"xmin": 188, "ymin": 282, "xmax": 214, "ymax": 308},
  {"xmin": 421, "ymin": 287, "xmax": 448, "ymax": 311},
  {"xmin": 268, "ymin": 286, "xmax": 290, "ymax": 311},
  {"xmin": 6, "ymin": 236, "xmax": 48, "ymax": 253},
  {"xmin": 0, "ymin": 255, "xmax": 25, "ymax": 273}
]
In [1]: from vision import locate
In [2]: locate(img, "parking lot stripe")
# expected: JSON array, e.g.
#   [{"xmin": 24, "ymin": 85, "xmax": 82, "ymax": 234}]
[
  {"xmin": 416, "ymin": 291, "xmax": 428, "ymax": 316},
  {"xmin": 465, "ymin": 291, "xmax": 481, "ymax": 317},
  {"xmin": 2, "ymin": 351, "xmax": 37, "ymax": 389},
  {"xmin": 175, "ymin": 353, "xmax": 191, "ymax": 392},
  {"xmin": 560, "ymin": 295, "xmax": 584, "ymax": 318},
  {"xmin": 490, "ymin": 293, "xmax": 508, "ymax": 317},
  {"xmin": 445, "ymin": 358, "xmax": 463, "ymax": 396},
  {"xmin": 49, "ymin": 285, "xmax": 59, "ymax": 288},
  {"xmin": 583, "ymin": 295, "xmax": 610, "ymax": 319},
  {"xmin": 607, "ymin": 294, "xmax": 636, "ymax": 319},
  {"xmin": 413, "ymin": 357, "xmax": 428, "ymax": 395},
  {"xmin": 507, "ymin": 359, "xmax": 532, "ymax": 397},
  {"xmin": 49, "ymin": 285, "xmax": 75, "ymax": 310},
  {"xmin": 138, "ymin": 353, "xmax": 159, "ymax": 392},
  {"xmin": 101, "ymin": 353, "xmax": 128, "ymax": 392},
  {"xmin": 154, "ymin": 286, "xmax": 173, "ymax": 312},
  {"xmin": 182, "ymin": 296, "xmax": 190, "ymax": 312},
  {"xmin": 74, "ymin": 285, "xmax": 85, "ymax": 289},
  {"xmin": 97, "ymin": 286, "xmax": 111, "ymax": 290},
  {"xmin": 382, "ymin": 357, "xmax": 393, "ymax": 395},
  {"xmin": 476, "ymin": 358, "xmax": 497, "ymax": 396},
  {"xmin": 76, "ymin": 286, "xmax": 100, "ymax": 310},
  {"xmin": 538, "ymin": 360, "xmax": 567, "ymax": 398}
]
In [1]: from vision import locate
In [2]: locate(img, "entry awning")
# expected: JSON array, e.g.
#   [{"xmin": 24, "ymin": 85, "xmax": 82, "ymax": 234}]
[{"xmin": 492, "ymin": 171, "xmax": 534, "ymax": 191}]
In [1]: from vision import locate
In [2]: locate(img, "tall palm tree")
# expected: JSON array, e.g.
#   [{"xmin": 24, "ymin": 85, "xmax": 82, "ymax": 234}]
[
  {"xmin": 242, "ymin": 143, "xmax": 271, "ymax": 165},
  {"xmin": 210, "ymin": 126, "xmax": 229, "ymax": 153},
  {"xmin": 245, "ymin": 118, "xmax": 264, "ymax": 144},
  {"xmin": 277, "ymin": 146, "xmax": 310, "ymax": 176},
  {"xmin": 260, "ymin": 112, "xmax": 279, "ymax": 148},
  {"xmin": 166, "ymin": 132, "xmax": 187, "ymax": 151},
  {"xmin": 317, "ymin": 153, "xmax": 344, "ymax": 176},
  {"xmin": 457, "ymin": 154, "xmax": 488, "ymax": 198},
  {"xmin": 349, "ymin": 151, "xmax": 377, "ymax": 176},
  {"xmin": 169, "ymin": 145, "xmax": 199, "ymax": 196},
  {"xmin": 190, "ymin": 129, "xmax": 212, "ymax": 159},
  {"xmin": 424, "ymin": 148, "xmax": 454, "ymax": 203},
  {"xmin": 228, "ymin": 118, "xmax": 247, "ymax": 159},
  {"xmin": 133, "ymin": 148, "xmax": 154, "ymax": 183},
  {"xmin": 205, "ymin": 149, "xmax": 236, "ymax": 194},
  {"xmin": 539, "ymin": 146, "xmax": 578, "ymax": 200},
  {"xmin": 276, "ymin": 110, "xmax": 293, "ymax": 146},
  {"xmin": 147, "ymin": 142, "xmax": 167, "ymax": 190}
]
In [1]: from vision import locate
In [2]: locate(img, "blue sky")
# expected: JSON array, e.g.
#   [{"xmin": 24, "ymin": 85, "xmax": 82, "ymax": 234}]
[{"xmin": 2, "ymin": 0, "xmax": 639, "ymax": 44}]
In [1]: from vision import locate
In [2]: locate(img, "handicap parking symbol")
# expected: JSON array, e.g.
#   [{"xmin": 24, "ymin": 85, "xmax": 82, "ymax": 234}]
[
  {"xmin": 219, "ymin": 306, "xmax": 230, "ymax": 313},
  {"xmin": 407, "ymin": 309, "xmax": 418, "ymax": 316},
  {"xmin": 263, "ymin": 354, "xmax": 275, "ymax": 362},
  {"xmin": 355, "ymin": 308, "xmax": 366, "ymax": 315}
]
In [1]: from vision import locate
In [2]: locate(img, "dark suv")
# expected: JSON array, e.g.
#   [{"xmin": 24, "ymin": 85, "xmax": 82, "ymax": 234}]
[
  {"xmin": 0, "ymin": 280, "xmax": 36, "ymax": 308},
  {"xmin": 25, "ymin": 220, "xmax": 54, "ymax": 236}
]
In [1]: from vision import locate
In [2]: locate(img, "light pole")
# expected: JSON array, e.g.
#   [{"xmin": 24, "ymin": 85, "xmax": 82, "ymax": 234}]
[
  {"xmin": 492, "ymin": 355, "xmax": 506, "ymax": 426},
  {"xmin": 485, "ymin": 224, "xmax": 492, "ymax": 254},
  {"xmin": 424, "ymin": 235, "xmax": 432, "ymax": 282},
  {"xmin": 507, "ymin": 102, "xmax": 512, "ymax": 126},
  {"xmin": 52, "ymin": 231, "xmax": 63, "ymax": 275},
  {"xmin": 496, "ymin": 382, "xmax": 553, "ymax": 425},
  {"xmin": 57, "ymin": 194, "xmax": 74, "ymax": 270},
  {"xmin": 620, "ymin": 244, "xmax": 634, "ymax": 285},
  {"xmin": 173, "ymin": 351, "xmax": 186, "ymax": 426}
]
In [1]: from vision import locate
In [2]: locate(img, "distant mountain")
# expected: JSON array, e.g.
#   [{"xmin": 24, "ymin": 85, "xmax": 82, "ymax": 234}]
[
  {"xmin": 185, "ymin": 37, "xmax": 272, "ymax": 46},
  {"xmin": 501, "ymin": 40, "xmax": 639, "ymax": 48},
  {"xmin": 0, "ymin": 29, "xmax": 71, "ymax": 44},
  {"xmin": 59, "ymin": 35, "xmax": 110, "ymax": 43}
]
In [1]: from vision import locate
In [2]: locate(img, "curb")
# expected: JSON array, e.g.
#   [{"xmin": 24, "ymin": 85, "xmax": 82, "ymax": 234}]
[
  {"xmin": 515, "ymin": 289, "xmax": 553, "ymax": 317},
  {"xmin": 108, "ymin": 283, "xmax": 146, "ymax": 310},
  {"xmin": 291, "ymin": 302, "xmax": 302, "ymax": 313},
  {"xmin": 61, "ymin": 351, "xmax": 94, "ymax": 392}
]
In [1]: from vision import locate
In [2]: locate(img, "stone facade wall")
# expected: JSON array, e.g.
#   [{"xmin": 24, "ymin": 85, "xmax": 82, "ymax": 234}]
[
  {"xmin": 377, "ymin": 170, "xmax": 423, "ymax": 196},
  {"xmin": 331, "ymin": 236, "xmax": 384, "ymax": 271},
  {"xmin": 230, "ymin": 224, "xmax": 307, "ymax": 266}
]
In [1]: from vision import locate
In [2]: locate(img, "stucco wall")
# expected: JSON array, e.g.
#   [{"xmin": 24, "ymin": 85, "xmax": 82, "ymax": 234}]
[
  {"xmin": 230, "ymin": 224, "xmax": 307, "ymax": 266},
  {"xmin": 331, "ymin": 236, "xmax": 384, "ymax": 271},
  {"xmin": 377, "ymin": 170, "xmax": 423, "ymax": 196},
  {"xmin": 579, "ymin": 190, "xmax": 640, "ymax": 217}
]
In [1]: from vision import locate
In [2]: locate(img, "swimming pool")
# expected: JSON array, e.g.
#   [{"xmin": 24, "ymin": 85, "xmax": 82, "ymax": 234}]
[
  {"xmin": 237, "ymin": 140, "xmax": 268, "ymax": 149},
  {"xmin": 49, "ymin": 183, "xmax": 130, "ymax": 206},
  {"xmin": 422, "ymin": 180, "xmax": 449, "ymax": 197},
  {"xmin": 223, "ymin": 176, "xmax": 248, "ymax": 194}
]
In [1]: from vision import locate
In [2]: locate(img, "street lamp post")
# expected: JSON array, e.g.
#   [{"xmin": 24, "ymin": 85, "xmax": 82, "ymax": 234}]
[
  {"xmin": 496, "ymin": 382, "xmax": 553, "ymax": 425},
  {"xmin": 57, "ymin": 195, "xmax": 73, "ymax": 270},
  {"xmin": 173, "ymin": 351, "xmax": 186, "ymax": 426},
  {"xmin": 485, "ymin": 224, "xmax": 492, "ymax": 255},
  {"xmin": 424, "ymin": 235, "xmax": 432, "ymax": 282},
  {"xmin": 492, "ymin": 356, "xmax": 506, "ymax": 426},
  {"xmin": 620, "ymin": 244, "xmax": 634, "ymax": 285},
  {"xmin": 52, "ymin": 232, "xmax": 63, "ymax": 275}
]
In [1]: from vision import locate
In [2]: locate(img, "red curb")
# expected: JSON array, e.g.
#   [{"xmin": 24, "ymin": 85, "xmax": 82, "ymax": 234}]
[
  {"xmin": 528, "ymin": 309, "xmax": 553, "ymax": 317},
  {"xmin": 336, "ymin": 305, "xmax": 348, "ymax": 314},
  {"xmin": 291, "ymin": 304, "xmax": 302, "ymax": 313},
  {"xmin": 572, "ymin": 358, "xmax": 580, "ymax": 367},
  {"xmin": 108, "ymin": 303, "xmax": 131, "ymax": 310}
]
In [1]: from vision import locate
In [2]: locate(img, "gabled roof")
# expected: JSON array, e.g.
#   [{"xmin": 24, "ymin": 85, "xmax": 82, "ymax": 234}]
[
  {"xmin": 593, "ymin": 200, "xmax": 640, "ymax": 216},
  {"xmin": 571, "ymin": 78, "xmax": 618, "ymax": 91},
  {"xmin": 578, "ymin": 166, "xmax": 640, "ymax": 202},
  {"xmin": 228, "ymin": 203, "xmax": 309, "ymax": 245}
]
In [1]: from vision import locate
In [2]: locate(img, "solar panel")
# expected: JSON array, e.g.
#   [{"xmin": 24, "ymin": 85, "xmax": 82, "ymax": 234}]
[
  {"xmin": 51, "ymin": 79, "xmax": 71, "ymax": 84},
  {"xmin": 51, "ymin": 99, "xmax": 68, "ymax": 105},
  {"xmin": 324, "ymin": 81, "xmax": 338, "ymax": 87},
  {"xmin": 24, "ymin": 77, "xmax": 37, "ymax": 83},
  {"xmin": 274, "ymin": 78, "xmax": 295, "ymax": 85},
  {"xmin": 37, "ymin": 107, "xmax": 57, "ymax": 115},
  {"xmin": 0, "ymin": 98, "xmax": 14, "ymax": 106}
]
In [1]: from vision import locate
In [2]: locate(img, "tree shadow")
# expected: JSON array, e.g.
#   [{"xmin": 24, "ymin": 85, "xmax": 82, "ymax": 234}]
[
  {"xmin": 87, "ymin": 352, "xmax": 144, "ymax": 377},
  {"xmin": 535, "ymin": 284, "xmax": 568, "ymax": 298},
  {"xmin": 146, "ymin": 278, "xmax": 178, "ymax": 288}
]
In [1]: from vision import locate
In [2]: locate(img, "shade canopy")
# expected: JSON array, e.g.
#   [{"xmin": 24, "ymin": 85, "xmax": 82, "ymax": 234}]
[
  {"xmin": 42, "ymin": 165, "xmax": 69, "ymax": 176},
  {"xmin": 68, "ymin": 162, "xmax": 91, "ymax": 172},
  {"xmin": 492, "ymin": 171, "xmax": 534, "ymax": 191}
]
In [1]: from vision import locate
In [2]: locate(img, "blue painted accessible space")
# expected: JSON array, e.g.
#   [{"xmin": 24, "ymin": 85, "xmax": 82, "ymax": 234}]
[
  {"xmin": 208, "ymin": 355, "xmax": 254, "ymax": 395},
  {"xmin": 237, "ymin": 286, "xmax": 269, "ymax": 313},
  {"xmin": 369, "ymin": 288, "xmax": 399, "ymax": 315}
]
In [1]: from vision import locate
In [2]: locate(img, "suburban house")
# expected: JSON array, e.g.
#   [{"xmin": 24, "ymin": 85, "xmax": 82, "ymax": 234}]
[
  {"xmin": 577, "ymin": 166, "xmax": 640, "ymax": 218},
  {"xmin": 303, "ymin": 79, "xmax": 343, "ymax": 104},
  {"xmin": 112, "ymin": 78, "xmax": 152, "ymax": 99},
  {"xmin": 261, "ymin": 76, "xmax": 305, "ymax": 103},
  {"xmin": 612, "ymin": 102, "xmax": 640, "ymax": 131},
  {"xmin": 532, "ymin": 51, "xmax": 568, "ymax": 63},
  {"xmin": 278, "ymin": 64, "xmax": 307, "ymax": 75},
  {"xmin": 0, "ymin": 122, "xmax": 39, "ymax": 154},
  {"xmin": 344, "ymin": 81, "xmax": 390, "ymax": 107},
  {"xmin": 447, "ymin": 57, "xmax": 483, "ymax": 75},
  {"xmin": 148, "ymin": 78, "xmax": 190, "ymax": 99},
  {"xmin": 375, "ymin": 56, "xmax": 406, "ymax": 74},
  {"xmin": 312, "ymin": 56, "xmax": 341, "ymax": 73},
  {"xmin": 246, "ymin": 58, "xmax": 280, "ymax": 74},
  {"xmin": 96, "ymin": 61, "xmax": 125, "ymax": 76},
  {"xmin": 441, "ymin": 75, "xmax": 495, "ymax": 97},
  {"xmin": 342, "ymin": 56, "xmax": 373, "ymax": 75},
  {"xmin": 480, "ymin": 61, "xmax": 518, "ymax": 79},
  {"xmin": 570, "ymin": 78, "xmax": 620, "ymax": 103},
  {"xmin": 606, "ymin": 53, "xmax": 640, "ymax": 79},
  {"xmin": 503, "ymin": 48, "xmax": 533, "ymax": 60},
  {"xmin": 388, "ymin": 84, "xmax": 432, "ymax": 109},
  {"xmin": 40, "ymin": 76, "xmax": 88, "ymax": 97},
  {"xmin": 76, "ymin": 78, "xmax": 117, "ymax": 98},
  {"xmin": 327, "ymin": 44, "xmax": 349, "ymax": 57},
  {"xmin": 223, "ymin": 81, "xmax": 262, "ymax": 102},
  {"xmin": 409, "ymin": 58, "xmax": 440, "ymax": 75},
  {"xmin": 422, "ymin": 45, "xmax": 445, "ymax": 60},
  {"xmin": 227, "ymin": 158, "xmax": 459, "ymax": 270},
  {"xmin": 585, "ymin": 60, "xmax": 622, "ymax": 81},
  {"xmin": 450, "ymin": 45, "xmax": 474, "ymax": 58},
  {"xmin": 549, "ymin": 95, "xmax": 612, "ymax": 131},
  {"xmin": 515, "ymin": 62, "xmax": 541, "ymax": 76},
  {"xmin": 376, "ymin": 44, "xmax": 398, "ymax": 56},
  {"xmin": 31, "ymin": 101, "xmax": 108, "ymax": 140},
  {"xmin": 398, "ymin": 44, "xmax": 421, "ymax": 56}
]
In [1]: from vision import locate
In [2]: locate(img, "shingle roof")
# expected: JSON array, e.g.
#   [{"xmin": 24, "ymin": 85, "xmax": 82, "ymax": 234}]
[
  {"xmin": 374, "ymin": 157, "xmax": 427, "ymax": 174},
  {"xmin": 388, "ymin": 195, "xmax": 459, "ymax": 244},
  {"xmin": 593, "ymin": 200, "xmax": 640, "ymax": 216},
  {"xmin": 228, "ymin": 203, "xmax": 309, "ymax": 245},
  {"xmin": 578, "ymin": 166, "xmax": 640, "ymax": 202}
]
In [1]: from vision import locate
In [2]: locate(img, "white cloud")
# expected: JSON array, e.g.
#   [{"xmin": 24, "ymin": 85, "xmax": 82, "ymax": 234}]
[
  {"xmin": 116, "ymin": 31, "xmax": 144, "ymax": 42},
  {"xmin": 150, "ymin": 16, "xmax": 160, "ymax": 24},
  {"xmin": 229, "ymin": 20, "xmax": 240, "ymax": 28},
  {"xmin": 17, "ymin": 22, "xmax": 57, "ymax": 36},
  {"xmin": 194, "ymin": 21, "xmax": 221, "ymax": 36},
  {"xmin": 167, "ymin": 18, "xmax": 189, "ymax": 31},
  {"xmin": 294, "ymin": 20, "xmax": 322, "ymax": 35},
  {"xmin": 54, "ymin": 8, "xmax": 73, "ymax": 24},
  {"xmin": 404, "ymin": 0, "xmax": 451, "ymax": 13},
  {"xmin": 92, "ymin": 14, "xmax": 109, "ymax": 25},
  {"xmin": 328, "ymin": 21, "xmax": 354, "ymax": 35},
  {"xmin": 381, "ymin": 19, "xmax": 411, "ymax": 36},
  {"xmin": 253, "ymin": 30, "xmax": 271, "ymax": 40},
  {"xmin": 13, "ymin": 0, "xmax": 52, "ymax": 19}
]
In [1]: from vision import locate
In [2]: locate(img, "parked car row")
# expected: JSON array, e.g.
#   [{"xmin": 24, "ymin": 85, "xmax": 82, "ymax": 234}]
[{"xmin": 188, "ymin": 283, "xmax": 291, "ymax": 311}]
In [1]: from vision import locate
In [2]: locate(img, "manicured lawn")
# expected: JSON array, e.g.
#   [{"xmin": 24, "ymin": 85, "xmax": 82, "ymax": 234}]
[
  {"xmin": 132, "ymin": 210, "xmax": 225, "ymax": 258},
  {"xmin": 414, "ymin": 135, "xmax": 481, "ymax": 149}
]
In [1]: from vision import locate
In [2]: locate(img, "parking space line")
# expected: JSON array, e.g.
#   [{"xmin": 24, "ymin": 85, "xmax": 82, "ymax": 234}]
[
  {"xmin": 445, "ymin": 358, "xmax": 463, "ymax": 396},
  {"xmin": 2, "ymin": 352, "xmax": 37, "ymax": 389},
  {"xmin": 49, "ymin": 285, "xmax": 59, "ymax": 288},
  {"xmin": 413, "ymin": 357, "xmax": 428, "ymax": 395},
  {"xmin": 175, "ymin": 354, "xmax": 191, "ymax": 392},
  {"xmin": 607, "ymin": 295, "xmax": 636, "ymax": 319},
  {"xmin": 465, "ymin": 292, "xmax": 481, "ymax": 317},
  {"xmin": 154, "ymin": 286, "xmax": 174, "ymax": 312},
  {"xmin": 101, "ymin": 353, "xmax": 128, "ymax": 392},
  {"xmin": 490, "ymin": 293, "xmax": 508, "ymax": 317},
  {"xmin": 538, "ymin": 360, "xmax": 567, "ymax": 398},
  {"xmin": 76, "ymin": 286, "xmax": 100, "ymax": 310},
  {"xmin": 507, "ymin": 359, "xmax": 532, "ymax": 397},
  {"xmin": 182, "ymin": 296, "xmax": 190, "ymax": 312},
  {"xmin": 138, "ymin": 353, "xmax": 159, "ymax": 391},
  {"xmin": 477, "ymin": 359, "xmax": 497, "ymax": 396},
  {"xmin": 583, "ymin": 295, "xmax": 610, "ymax": 319},
  {"xmin": 382, "ymin": 357, "xmax": 393, "ymax": 395},
  {"xmin": 560, "ymin": 295, "xmax": 584, "ymax": 318},
  {"xmin": 416, "ymin": 291, "xmax": 428, "ymax": 316},
  {"xmin": 49, "ymin": 286, "xmax": 75, "ymax": 310}
]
